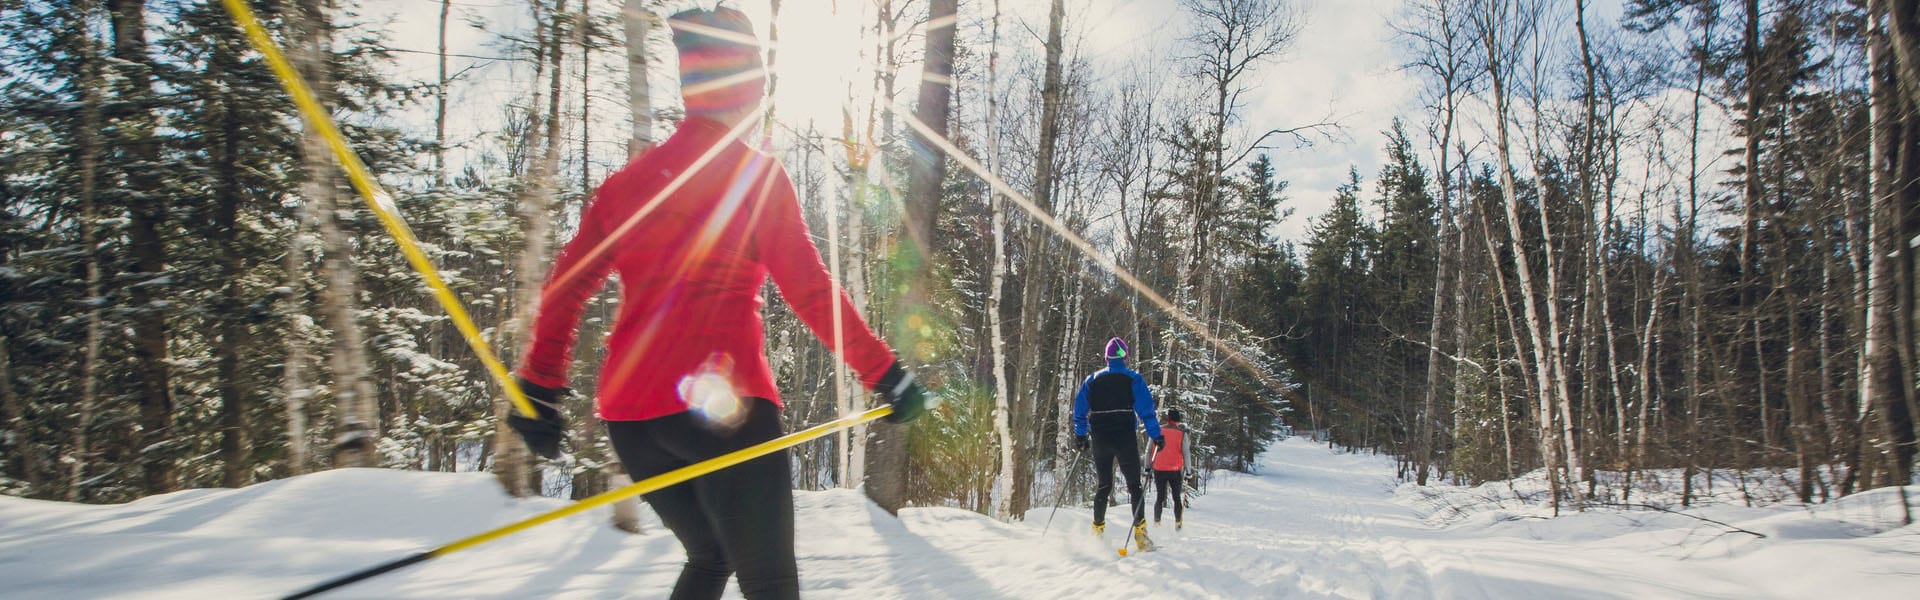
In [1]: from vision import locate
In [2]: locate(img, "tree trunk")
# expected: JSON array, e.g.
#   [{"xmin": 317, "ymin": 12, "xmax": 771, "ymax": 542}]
[
  {"xmin": 869, "ymin": 0, "xmax": 957, "ymax": 516},
  {"xmin": 1866, "ymin": 0, "xmax": 1918, "ymax": 501},
  {"xmin": 498, "ymin": 0, "xmax": 571, "ymax": 497},
  {"xmin": 287, "ymin": 0, "xmax": 381, "ymax": 470},
  {"xmin": 212, "ymin": 35, "xmax": 251, "ymax": 488},
  {"xmin": 435, "ymin": 0, "xmax": 451, "ymax": 186},
  {"xmin": 283, "ymin": 134, "xmax": 318, "ymax": 477},
  {"xmin": 106, "ymin": 0, "xmax": 178, "ymax": 495},
  {"xmin": 1481, "ymin": 3, "xmax": 1564, "ymax": 511},
  {"xmin": 72, "ymin": 4, "xmax": 106, "ymax": 499},
  {"xmin": 1004, "ymin": 0, "xmax": 1065, "ymax": 518},
  {"xmin": 984, "ymin": 0, "xmax": 1018, "ymax": 521},
  {"xmin": 836, "ymin": 152, "xmax": 864, "ymax": 490},
  {"xmin": 1635, "ymin": 270, "xmax": 1666, "ymax": 469},
  {"xmin": 625, "ymin": 0, "xmax": 654, "ymax": 157}
]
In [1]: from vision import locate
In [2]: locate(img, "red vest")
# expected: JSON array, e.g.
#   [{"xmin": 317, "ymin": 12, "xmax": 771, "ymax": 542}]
[{"xmin": 1153, "ymin": 426, "xmax": 1185, "ymax": 471}]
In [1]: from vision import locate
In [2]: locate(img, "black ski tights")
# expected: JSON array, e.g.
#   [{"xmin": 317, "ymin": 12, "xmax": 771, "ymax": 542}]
[
  {"xmin": 1090, "ymin": 433, "xmax": 1145, "ymax": 527},
  {"xmin": 1153, "ymin": 469, "xmax": 1184, "ymax": 523},
  {"xmin": 608, "ymin": 398, "xmax": 798, "ymax": 600}
]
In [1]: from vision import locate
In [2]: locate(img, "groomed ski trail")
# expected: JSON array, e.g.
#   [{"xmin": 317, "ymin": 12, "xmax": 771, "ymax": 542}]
[
  {"xmin": 853, "ymin": 437, "xmax": 1799, "ymax": 598},
  {"xmin": 2, "ymin": 436, "xmax": 1914, "ymax": 598}
]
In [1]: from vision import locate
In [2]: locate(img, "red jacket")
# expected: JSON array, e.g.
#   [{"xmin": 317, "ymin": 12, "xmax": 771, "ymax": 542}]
[{"xmin": 518, "ymin": 117, "xmax": 896, "ymax": 421}]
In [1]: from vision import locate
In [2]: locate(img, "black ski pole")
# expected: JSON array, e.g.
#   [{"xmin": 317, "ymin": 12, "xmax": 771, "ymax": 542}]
[{"xmin": 1040, "ymin": 450, "xmax": 1088, "ymax": 536}]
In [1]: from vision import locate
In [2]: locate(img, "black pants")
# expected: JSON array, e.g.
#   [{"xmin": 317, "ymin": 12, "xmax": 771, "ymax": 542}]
[
  {"xmin": 607, "ymin": 398, "xmax": 797, "ymax": 600},
  {"xmin": 1090, "ymin": 432, "xmax": 1145, "ymax": 527},
  {"xmin": 1153, "ymin": 469, "xmax": 1184, "ymax": 522}
]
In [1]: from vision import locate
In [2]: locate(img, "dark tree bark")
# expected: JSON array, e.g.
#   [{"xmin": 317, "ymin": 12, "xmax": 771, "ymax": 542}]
[
  {"xmin": 107, "ymin": 0, "xmax": 178, "ymax": 495},
  {"xmin": 209, "ymin": 26, "xmax": 252, "ymax": 488},
  {"xmin": 1865, "ymin": 0, "xmax": 1917, "ymax": 503},
  {"xmin": 867, "ymin": 0, "xmax": 956, "ymax": 516}
]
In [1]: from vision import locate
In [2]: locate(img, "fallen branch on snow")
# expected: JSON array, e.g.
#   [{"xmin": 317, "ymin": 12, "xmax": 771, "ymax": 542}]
[{"xmin": 1600, "ymin": 502, "xmax": 1767, "ymax": 539}]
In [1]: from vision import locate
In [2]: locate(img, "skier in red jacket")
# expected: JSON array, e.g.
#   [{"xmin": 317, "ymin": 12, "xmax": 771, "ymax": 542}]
[
  {"xmin": 508, "ymin": 7, "xmax": 927, "ymax": 599},
  {"xmin": 1149, "ymin": 407, "xmax": 1190, "ymax": 530}
]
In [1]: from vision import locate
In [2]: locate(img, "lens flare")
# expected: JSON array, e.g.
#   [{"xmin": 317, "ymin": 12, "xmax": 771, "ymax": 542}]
[{"xmin": 680, "ymin": 355, "xmax": 747, "ymax": 432}]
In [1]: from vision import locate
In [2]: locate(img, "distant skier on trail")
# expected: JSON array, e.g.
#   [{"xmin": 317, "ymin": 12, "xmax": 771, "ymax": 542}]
[
  {"xmin": 509, "ymin": 7, "xmax": 928, "ymax": 600},
  {"xmin": 1149, "ymin": 407, "xmax": 1190, "ymax": 530},
  {"xmin": 1072, "ymin": 337, "xmax": 1162, "ymax": 552}
]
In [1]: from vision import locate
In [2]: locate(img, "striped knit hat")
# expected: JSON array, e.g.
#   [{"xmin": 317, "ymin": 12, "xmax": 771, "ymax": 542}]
[
  {"xmin": 668, "ymin": 7, "xmax": 765, "ymax": 116},
  {"xmin": 1105, "ymin": 337, "xmax": 1129, "ymax": 360}
]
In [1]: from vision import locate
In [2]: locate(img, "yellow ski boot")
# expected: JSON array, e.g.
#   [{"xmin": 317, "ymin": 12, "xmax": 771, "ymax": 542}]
[
  {"xmin": 1092, "ymin": 523, "xmax": 1105, "ymax": 536},
  {"xmin": 1131, "ymin": 523, "xmax": 1154, "ymax": 552}
]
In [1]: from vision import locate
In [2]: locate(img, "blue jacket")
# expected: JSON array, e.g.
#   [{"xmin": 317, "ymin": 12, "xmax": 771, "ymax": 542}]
[{"xmin": 1072, "ymin": 358, "xmax": 1161, "ymax": 439}]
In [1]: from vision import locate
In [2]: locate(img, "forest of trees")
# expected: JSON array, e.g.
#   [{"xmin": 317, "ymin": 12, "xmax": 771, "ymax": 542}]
[
  {"xmin": 1, "ymin": 0, "xmax": 1915, "ymax": 524},
  {"xmin": 1304, "ymin": 0, "xmax": 1920, "ymax": 515}
]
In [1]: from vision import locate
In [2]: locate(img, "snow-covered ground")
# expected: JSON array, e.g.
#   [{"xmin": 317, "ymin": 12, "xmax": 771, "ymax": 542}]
[{"xmin": 1, "ymin": 437, "xmax": 1915, "ymax": 599}]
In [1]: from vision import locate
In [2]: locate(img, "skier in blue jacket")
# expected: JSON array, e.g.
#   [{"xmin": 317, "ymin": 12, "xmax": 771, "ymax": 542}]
[{"xmin": 1073, "ymin": 337, "xmax": 1162, "ymax": 552}]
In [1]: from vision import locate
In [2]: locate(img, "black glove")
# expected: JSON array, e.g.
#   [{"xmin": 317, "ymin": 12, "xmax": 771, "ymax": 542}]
[
  {"xmin": 507, "ymin": 377, "xmax": 568, "ymax": 459},
  {"xmin": 1153, "ymin": 436, "xmax": 1166, "ymax": 451},
  {"xmin": 1074, "ymin": 435, "xmax": 1089, "ymax": 451},
  {"xmin": 875, "ymin": 360, "xmax": 928, "ymax": 423}
]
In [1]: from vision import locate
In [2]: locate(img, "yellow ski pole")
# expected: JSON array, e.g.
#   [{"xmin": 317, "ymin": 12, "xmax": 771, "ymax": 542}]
[
  {"xmin": 282, "ymin": 405, "xmax": 894, "ymax": 599},
  {"xmin": 219, "ymin": 0, "xmax": 537, "ymax": 419}
]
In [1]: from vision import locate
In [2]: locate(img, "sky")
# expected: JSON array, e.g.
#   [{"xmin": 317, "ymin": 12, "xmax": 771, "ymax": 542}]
[
  {"xmin": 360, "ymin": 0, "xmax": 1421, "ymax": 246},
  {"xmin": 971, "ymin": 0, "xmax": 1423, "ymax": 244},
  {"xmin": 359, "ymin": 0, "xmax": 1683, "ymax": 248}
]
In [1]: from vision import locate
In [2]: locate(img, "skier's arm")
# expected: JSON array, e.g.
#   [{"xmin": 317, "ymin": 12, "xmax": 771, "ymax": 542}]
[
  {"xmin": 518, "ymin": 187, "xmax": 618, "ymax": 389},
  {"xmin": 1072, "ymin": 379, "xmax": 1091, "ymax": 437},
  {"xmin": 757, "ymin": 164, "xmax": 896, "ymax": 389},
  {"xmin": 1182, "ymin": 428, "xmax": 1193, "ymax": 476},
  {"xmin": 1132, "ymin": 373, "xmax": 1162, "ymax": 439}
]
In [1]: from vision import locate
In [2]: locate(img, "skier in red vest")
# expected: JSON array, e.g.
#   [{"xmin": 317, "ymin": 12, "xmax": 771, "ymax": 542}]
[
  {"xmin": 1149, "ymin": 407, "xmax": 1190, "ymax": 530},
  {"xmin": 508, "ymin": 7, "xmax": 927, "ymax": 599}
]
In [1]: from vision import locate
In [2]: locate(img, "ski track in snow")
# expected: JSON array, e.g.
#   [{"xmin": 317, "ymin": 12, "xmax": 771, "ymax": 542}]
[{"xmin": 1, "ymin": 437, "xmax": 1916, "ymax": 599}]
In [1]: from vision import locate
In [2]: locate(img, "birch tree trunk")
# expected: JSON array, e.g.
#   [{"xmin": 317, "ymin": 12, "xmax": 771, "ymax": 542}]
[
  {"xmin": 72, "ymin": 5, "xmax": 105, "ymax": 499},
  {"xmin": 984, "ymin": 0, "xmax": 1019, "ymax": 521},
  {"xmin": 287, "ymin": 0, "xmax": 382, "ymax": 470},
  {"xmin": 283, "ymin": 201, "xmax": 315, "ymax": 477},
  {"xmin": 494, "ymin": 0, "xmax": 565, "ymax": 497},
  {"xmin": 625, "ymin": 0, "xmax": 654, "ymax": 157},
  {"xmin": 602, "ymin": 0, "xmax": 656, "ymax": 527},
  {"xmin": 1478, "ymin": 2, "xmax": 1565, "ymax": 510},
  {"xmin": 435, "ymin": 0, "xmax": 451, "ymax": 186},
  {"xmin": 1415, "ymin": 0, "xmax": 1466, "ymax": 484}
]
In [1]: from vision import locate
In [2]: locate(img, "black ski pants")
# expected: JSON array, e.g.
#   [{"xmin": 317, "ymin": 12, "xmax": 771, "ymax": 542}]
[
  {"xmin": 1090, "ymin": 431, "xmax": 1145, "ymax": 527},
  {"xmin": 1153, "ymin": 469, "xmax": 1184, "ymax": 523},
  {"xmin": 608, "ymin": 398, "xmax": 798, "ymax": 600}
]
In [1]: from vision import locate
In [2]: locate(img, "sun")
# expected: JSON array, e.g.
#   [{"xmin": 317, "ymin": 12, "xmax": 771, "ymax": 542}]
[{"xmin": 730, "ymin": 1, "xmax": 897, "ymax": 142}]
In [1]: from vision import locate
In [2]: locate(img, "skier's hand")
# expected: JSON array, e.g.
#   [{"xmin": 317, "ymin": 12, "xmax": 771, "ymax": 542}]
[
  {"xmin": 876, "ymin": 361, "xmax": 928, "ymax": 423},
  {"xmin": 1074, "ymin": 435, "xmax": 1089, "ymax": 451},
  {"xmin": 1152, "ymin": 436, "xmax": 1166, "ymax": 451},
  {"xmin": 508, "ymin": 377, "xmax": 568, "ymax": 459}
]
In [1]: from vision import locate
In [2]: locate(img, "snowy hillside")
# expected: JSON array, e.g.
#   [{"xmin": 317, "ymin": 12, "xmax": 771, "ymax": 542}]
[{"xmin": 1, "ymin": 437, "xmax": 1914, "ymax": 599}]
